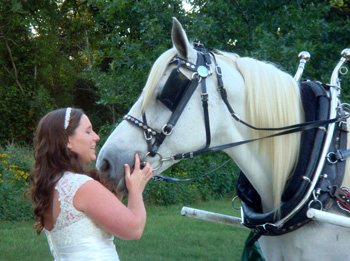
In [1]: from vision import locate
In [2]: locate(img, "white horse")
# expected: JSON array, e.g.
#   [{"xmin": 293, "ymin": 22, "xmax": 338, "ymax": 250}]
[{"xmin": 97, "ymin": 18, "xmax": 350, "ymax": 260}]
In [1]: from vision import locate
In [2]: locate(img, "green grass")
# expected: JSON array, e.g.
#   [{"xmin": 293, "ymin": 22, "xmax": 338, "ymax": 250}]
[{"xmin": 0, "ymin": 199, "xmax": 250, "ymax": 260}]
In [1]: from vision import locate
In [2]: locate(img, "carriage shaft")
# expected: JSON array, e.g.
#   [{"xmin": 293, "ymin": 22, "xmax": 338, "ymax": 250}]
[
  {"xmin": 307, "ymin": 208, "xmax": 350, "ymax": 228},
  {"xmin": 181, "ymin": 206, "xmax": 247, "ymax": 229}
]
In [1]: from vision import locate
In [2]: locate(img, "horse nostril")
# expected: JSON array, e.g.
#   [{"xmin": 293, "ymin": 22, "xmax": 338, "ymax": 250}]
[{"xmin": 99, "ymin": 159, "xmax": 110, "ymax": 172}]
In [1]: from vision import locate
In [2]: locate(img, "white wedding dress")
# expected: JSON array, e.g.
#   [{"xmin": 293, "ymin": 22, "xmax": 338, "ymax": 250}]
[{"xmin": 44, "ymin": 172, "xmax": 119, "ymax": 260}]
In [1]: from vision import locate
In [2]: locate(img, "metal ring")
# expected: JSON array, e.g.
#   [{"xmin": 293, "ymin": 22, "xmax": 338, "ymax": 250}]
[
  {"xmin": 142, "ymin": 152, "xmax": 163, "ymax": 171},
  {"xmin": 162, "ymin": 124, "xmax": 173, "ymax": 136},
  {"xmin": 327, "ymin": 152, "xmax": 338, "ymax": 164},
  {"xmin": 340, "ymin": 66, "xmax": 348, "ymax": 75},
  {"xmin": 308, "ymin": 199, "xmax": 323, "ymax": 211},
  {"xmin": 232, "ymin": 196, "xmax": 241, "ymax": 210},
  {"xmin": 338, "ymin": 103, "xmax": 350, "ymax": 118}
]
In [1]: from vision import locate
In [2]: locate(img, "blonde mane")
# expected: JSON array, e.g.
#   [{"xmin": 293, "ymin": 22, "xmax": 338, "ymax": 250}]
[
  {"xmin": 235, "ymin": 57, "xmax": 304, "ymax": 210},
  {"xmin": 141, "ymin": 48, "xmax": 178, "ymax": 111}
]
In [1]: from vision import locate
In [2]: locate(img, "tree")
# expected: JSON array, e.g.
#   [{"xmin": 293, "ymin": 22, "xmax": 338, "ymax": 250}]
[
  {"xmin": 185, "ymin": 0, "xmax": 350, "ymax": 97},
  {"xmin": 0, "ymin": 0, "xmax": 104, "ymax": 144},
  {"xmin": 83, "ymin": 0, "xmax": 188, "ymax": 124},
  {"xmin": 1, "ymin": 0, "xmax": 349, "ymax": 145}
]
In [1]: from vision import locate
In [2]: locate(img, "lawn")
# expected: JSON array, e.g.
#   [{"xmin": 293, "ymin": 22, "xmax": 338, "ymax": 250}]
[{"xmin": 0, "ymin": 199, "xmax": 250, "ymax": 260}]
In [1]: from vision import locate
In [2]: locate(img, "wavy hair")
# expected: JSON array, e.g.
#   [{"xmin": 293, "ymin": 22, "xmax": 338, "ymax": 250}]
[{"xmin": 25, "ymin": 108, "xmax": 113, "ymax": 235}]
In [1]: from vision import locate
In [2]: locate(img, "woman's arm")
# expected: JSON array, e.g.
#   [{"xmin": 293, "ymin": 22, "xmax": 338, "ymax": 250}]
[{"xmin": 73, "ymin": 154, "xmax": 153, "ymax": 240}]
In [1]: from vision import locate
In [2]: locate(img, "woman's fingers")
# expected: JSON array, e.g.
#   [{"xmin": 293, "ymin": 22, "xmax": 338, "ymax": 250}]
[
  {"xmin": 134, "ymin": 154, "xmax": 140, "ymax": 170},
  {"xmin": 124, "ymin": 164, "xmax": 130, "ymax": 178}
]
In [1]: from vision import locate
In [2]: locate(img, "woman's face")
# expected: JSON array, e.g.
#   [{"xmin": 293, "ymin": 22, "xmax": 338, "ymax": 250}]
[{"xmin": 67, "ymin": 114, "xmax": 100, "ymax": 165}]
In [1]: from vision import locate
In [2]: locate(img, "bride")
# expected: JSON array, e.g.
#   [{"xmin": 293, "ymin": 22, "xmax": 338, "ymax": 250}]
[{"xmin": 26, "ymin": 107, "xmax": 153, "ymax": 260}]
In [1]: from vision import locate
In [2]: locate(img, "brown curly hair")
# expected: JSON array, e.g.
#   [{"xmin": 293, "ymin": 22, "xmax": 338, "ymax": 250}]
[{"xmin": 25, "ymin": 108, "xmax": 114, "ymax": 235}]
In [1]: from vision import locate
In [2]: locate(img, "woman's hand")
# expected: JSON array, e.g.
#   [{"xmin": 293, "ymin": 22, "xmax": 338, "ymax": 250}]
[{"xmin": 124, "ymin": 154, "xmax": 153, "ymax": 194}]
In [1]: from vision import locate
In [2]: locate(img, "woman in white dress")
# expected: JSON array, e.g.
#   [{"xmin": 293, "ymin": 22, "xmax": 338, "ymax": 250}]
[{"xmin": 26, "ymin": 108, "xmax": 153, "ymax": 260}]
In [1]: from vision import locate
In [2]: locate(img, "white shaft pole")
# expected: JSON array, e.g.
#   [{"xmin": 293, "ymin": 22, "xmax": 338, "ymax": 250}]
[
  {"xmin": 181, "ymin": 206, "xmax": 247, "ymax": 229},
  {"xmin": 307, "ymin": 208, "xmax": 350, "ymax": 228}
]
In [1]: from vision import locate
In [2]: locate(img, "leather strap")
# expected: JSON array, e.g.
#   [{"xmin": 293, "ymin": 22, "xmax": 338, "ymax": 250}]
[{"xmin": 172, "ymin": 116, "xmax": 340, "ymax": 160}]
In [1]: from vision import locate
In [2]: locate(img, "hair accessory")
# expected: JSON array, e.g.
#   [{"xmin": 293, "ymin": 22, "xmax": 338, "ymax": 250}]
[{"xmin": 64, "ymin": 107, "xmax": 72, "ymax": 129}]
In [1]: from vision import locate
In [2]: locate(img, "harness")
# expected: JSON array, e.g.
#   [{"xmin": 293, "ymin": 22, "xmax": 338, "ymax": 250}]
[
  {"xmin": 238, "ymin": 81, "xmax": 350, "ymax": 244},
  {"xmin": 124, "ymin": 43, "xmax": 350, "ymax": 239}
]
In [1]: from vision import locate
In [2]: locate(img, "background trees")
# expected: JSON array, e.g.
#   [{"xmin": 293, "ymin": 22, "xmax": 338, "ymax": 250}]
[{"xmin": 1, "ymin": 0, "xmax": 349, "ymax": 145}]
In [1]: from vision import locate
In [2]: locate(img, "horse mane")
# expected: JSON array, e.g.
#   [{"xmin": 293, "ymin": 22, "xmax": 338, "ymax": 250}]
[
  {"xmin": 141, "ymin": 48, "xmax": 178, "ymax": 111},
  {"xmin": 235, "ymin": 57, "xmax": 304, "ymax": 210}
]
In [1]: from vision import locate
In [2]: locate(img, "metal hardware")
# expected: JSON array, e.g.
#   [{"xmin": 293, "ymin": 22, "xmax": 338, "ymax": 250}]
[
  {"xmin": 232, "ymin": 196, "xmax": 242, "ymax": 210},
  {"xmin": 308, "ymin": 190, "xmax": 323, "ymax": 210},
  {"xmin": 340, "ymin": 66, "xmax": 348, "ymax": 75},
  {"xmin": 338, "ymin": 103, "xmax": 350, "ymax": 118},
  {"xmin": 142, "ymin": 152, "xmax": 164, "ymax": 171},
  {"xmin": 215, "ymin": 65, "xmax": 222, "ymax": 76},
  {"xmin": 294, "ymin": 51, "xmax": 311, "ymax": 81},
  {"xmin": 197, "ymin": 65, "xmax": 209, "ymax": 78},
  {"xmin": 162, "ymin": 124, "xmax": 173, "ymax": 136},
  {"xmin": 327, "ymin": 152, "xmax": 338, "ymax": 164},
  {"xmin": 144, "ymin": 132, "xmax": 152, "ymax": 141},
  {"xmin": 160, "ymin": 155, "xmax": 176, "ymax": 162},
  {"xmin": 302, "ymin": 176, "xmax": 311, "ymax": 183}
]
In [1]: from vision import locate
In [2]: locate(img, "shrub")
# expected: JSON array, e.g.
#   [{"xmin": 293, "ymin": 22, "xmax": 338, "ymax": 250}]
[
  {"xmin": 143, "ymin": 152, "xmax": 240, "ymax": 206},
  {"xmin": 0, "ymin": 144, "xmax": 33, "ymax": 221}
]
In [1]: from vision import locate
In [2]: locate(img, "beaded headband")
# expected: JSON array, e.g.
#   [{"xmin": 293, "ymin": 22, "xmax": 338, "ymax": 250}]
[{"xmin": 64, "ymin": 107, "xmax": 72, "ymax": 129}]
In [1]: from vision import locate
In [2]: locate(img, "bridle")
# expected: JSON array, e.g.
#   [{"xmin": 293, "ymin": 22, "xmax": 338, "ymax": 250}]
[
  {"xmin": 124, "ymin": 43, "xmax": 214, "ymax": 169},
  {"xmin": 124, "ymin": 43, "xmax": 345, "ymax": 172}
]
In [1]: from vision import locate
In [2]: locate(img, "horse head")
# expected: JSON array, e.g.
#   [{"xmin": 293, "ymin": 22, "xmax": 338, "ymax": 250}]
[{"xmin": 96, "ymin": 18, "xmax": 246, "ymax": 194}]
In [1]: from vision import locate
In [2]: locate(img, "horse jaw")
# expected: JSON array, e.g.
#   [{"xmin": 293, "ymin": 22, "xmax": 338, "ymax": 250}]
[{"xmin": 171, "ymin": 17, "xmax": 196, "ymax": 62}]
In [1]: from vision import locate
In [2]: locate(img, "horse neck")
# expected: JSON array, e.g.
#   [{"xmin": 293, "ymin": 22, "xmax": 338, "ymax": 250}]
[{"xmin": 217, "ymin": 55, "xmax": 304, "ymax": 212}]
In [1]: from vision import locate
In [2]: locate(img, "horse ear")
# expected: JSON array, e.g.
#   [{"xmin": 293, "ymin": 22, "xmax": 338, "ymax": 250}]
[{"xmin": 171, "ymin": 17, "xmax": 194, "ymax": 60}]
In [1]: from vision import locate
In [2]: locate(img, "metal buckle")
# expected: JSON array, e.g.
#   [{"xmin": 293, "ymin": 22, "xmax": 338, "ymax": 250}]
[{"xmin": 144, "ymin": 131, "xmax": 152, "ymax": 141}]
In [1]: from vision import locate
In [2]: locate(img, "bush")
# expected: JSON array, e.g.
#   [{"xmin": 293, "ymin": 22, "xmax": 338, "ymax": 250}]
[
  {"xmin": 143, "ymin": 152, "xmax": 240, "ymax": 206},
  {"xmin": 0, "ymin": 144, "xmax": 33, "ymax": 221}
]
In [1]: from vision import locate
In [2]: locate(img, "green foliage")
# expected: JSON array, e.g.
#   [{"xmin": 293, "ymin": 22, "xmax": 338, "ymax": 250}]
[
  {"xmin": 82, "ymin": 0, "xmax": 187, "ymax": 123},
  {"xmin": 0, "ymin": 144, "xmax": 33, "ymax": 221},
  {"xmin": 185, "ymin": 0, "xmax": 350, "ymax": 97},
  {"xmin": 144, "ymin": 152, "xmax": 239, "ymax": 206}
]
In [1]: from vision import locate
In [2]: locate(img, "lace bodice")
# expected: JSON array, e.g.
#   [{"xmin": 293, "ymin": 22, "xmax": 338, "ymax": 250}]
[{"xmin": 44, "ymin": 172, "xmax": 119, "ymax": 260}]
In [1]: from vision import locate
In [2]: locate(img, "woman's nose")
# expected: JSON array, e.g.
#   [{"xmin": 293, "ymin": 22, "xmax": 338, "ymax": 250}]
[{"xmin": 94, "ymin": 131, "xmax": 100, "ymax": 141}]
